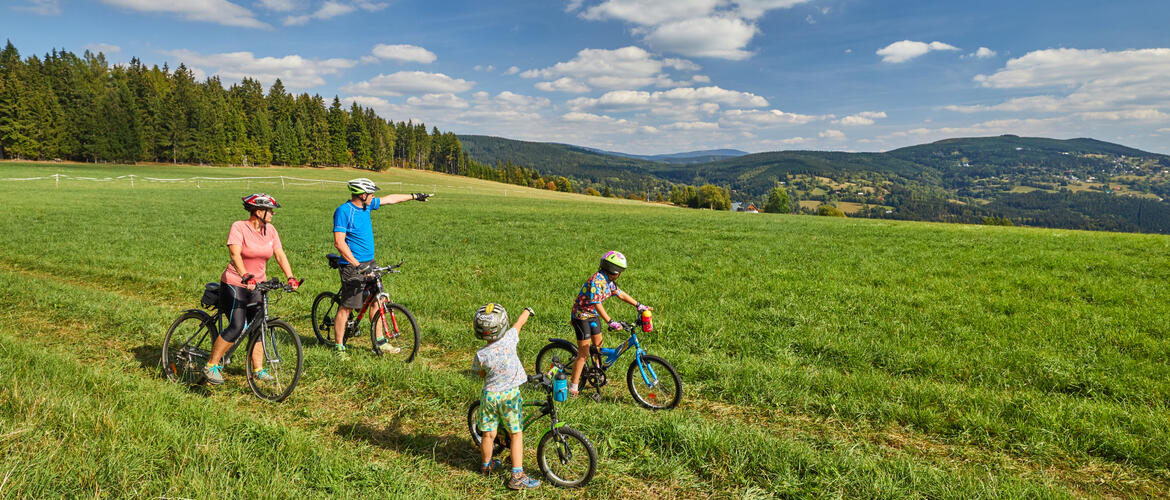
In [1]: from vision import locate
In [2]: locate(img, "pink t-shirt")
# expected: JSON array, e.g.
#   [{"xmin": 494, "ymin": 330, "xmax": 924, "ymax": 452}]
[{"xmin": 220, "ymin": 221, "xmax": 282, "ymax": 287}]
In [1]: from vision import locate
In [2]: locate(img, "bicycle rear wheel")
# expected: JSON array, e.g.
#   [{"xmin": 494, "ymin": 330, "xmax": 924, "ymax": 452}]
[
  {"xmin": 161, "ymin": 310, "xmax": 215, "ymax": 385},
  {"xmin": 310, "ymin": 291, "xmax": 340, "ymax": 345},
  {"xmin": 627, "ymin": 354, "xmax": 681, "ymax": 410},
  {"xmin": 466, "ymin": 400, "xmax": 510, "ymax": 455},
  {"xmin": 369, "ymin": 301, "xmax": 420, "ymax": 362},
  {"xmin": 537, "ymin": 426, "xmax": 597, "ymax": 488},
  {"xmin": 534, "ymin": 343, "xmax": 578, "ymax": 376},
  {"xmin": 245, "ymin": 319, "xmax": 303, "ymax": 402}
]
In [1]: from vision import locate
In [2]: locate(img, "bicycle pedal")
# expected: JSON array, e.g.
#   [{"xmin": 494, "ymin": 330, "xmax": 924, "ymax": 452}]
[{"xmin": 591, "ymin": 393, "xmax": 602, "ymax": 402}]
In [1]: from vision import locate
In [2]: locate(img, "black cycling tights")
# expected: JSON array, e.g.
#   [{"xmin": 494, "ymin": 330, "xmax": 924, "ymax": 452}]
[{"xmin": 218, "ymin": 283, "xmax": 261, "ymax": 343}]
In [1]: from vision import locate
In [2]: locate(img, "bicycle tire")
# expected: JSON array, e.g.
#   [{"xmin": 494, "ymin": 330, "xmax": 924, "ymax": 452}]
[
  {"xmin": 369, "ymin": 302, "xmax": 420, "ymax": 362},
  {"xmin": 537, "ymin": 426, "xmax": 597, "ymax": 488},
  {"xmin": 534, "ymin": 343, "xmax": 578, "ymax": 376},
  {"xmin": 626, "ymin": 354, "xmax": 682, "ymax": 410},
  {"xmin": 161, "ymin": 310, "xmax": 215, "ymax": 385},
  {"xmin": 245, "ymin": 319, "xmax": 303, "ymax": 402},
  {"xmin": 310, "ymin": 291, "xmax": 340, "ymax": 346},
  {"xmin": 466, "ymin": 400, "xmax": 511, "ymax": 455}
]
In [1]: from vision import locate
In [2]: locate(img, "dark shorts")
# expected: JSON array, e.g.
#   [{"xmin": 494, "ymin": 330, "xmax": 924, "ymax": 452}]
[
  {"xmin": 218, "ymin": 283, "xmax": 261, "ymax": 343},
  {"xmin": 571, "ymin": 317, "xmax": 602, "ymax": 342},
  {"xmin": 338, "ymin": 259, "xmax": 376, "ymax": 309}
]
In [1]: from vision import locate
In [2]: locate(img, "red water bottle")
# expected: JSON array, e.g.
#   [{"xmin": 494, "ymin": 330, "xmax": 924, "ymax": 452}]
[{"xmin": 641, "ymin": 309, "xmax": 653, "ymax": 332}]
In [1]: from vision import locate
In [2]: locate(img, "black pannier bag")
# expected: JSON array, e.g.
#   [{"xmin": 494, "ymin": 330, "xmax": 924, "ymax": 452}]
[{"xmin": 200, "ymin": 282, "xmax": 221, "ymax": 309}]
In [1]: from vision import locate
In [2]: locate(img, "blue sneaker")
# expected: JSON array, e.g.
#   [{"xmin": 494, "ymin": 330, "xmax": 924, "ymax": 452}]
[
  {"xmin": 203, "ymin": 364, "xmax": 224, "ymax": 385},
  {"xmin": 507, "ymin": 472, "xmax": 541, "ymax": 490}
]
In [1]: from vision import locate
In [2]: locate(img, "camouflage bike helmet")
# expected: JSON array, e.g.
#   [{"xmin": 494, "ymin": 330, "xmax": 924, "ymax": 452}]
[{"xmin": 473, "ymin": 303, "xmax": 509, "ymax": 342}]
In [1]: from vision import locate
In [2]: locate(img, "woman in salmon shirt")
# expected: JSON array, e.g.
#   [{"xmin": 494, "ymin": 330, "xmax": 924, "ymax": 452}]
[{"xmin": 203, "ymin": 193, "xmax": 300, "ymax": 385}]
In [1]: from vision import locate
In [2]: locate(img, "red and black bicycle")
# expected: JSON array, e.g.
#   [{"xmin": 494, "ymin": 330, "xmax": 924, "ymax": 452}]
[{"xmin": 310, "ymin": 254, "xmax": 420, "ymax": 362}]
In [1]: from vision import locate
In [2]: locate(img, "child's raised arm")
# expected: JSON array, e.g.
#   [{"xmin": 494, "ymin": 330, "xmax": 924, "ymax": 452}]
[{"xmin": 512, "ymin": 307, "xmax": 535, "ymax": 332}]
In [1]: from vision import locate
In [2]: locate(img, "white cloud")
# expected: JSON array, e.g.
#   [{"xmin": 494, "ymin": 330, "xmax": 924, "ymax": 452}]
[
  {"xmin": 505, "ymin": 66, "xmax": 520, "ymax": 75},
  {"xmin": 1158, "ymin": 128, "xmax": 1170, "ymax": 133},
  {"xmin": 643, "ymin": 16, "xmax": 758, "ymax": 60},
  {"xmin": 283, "ymin": 0, "xmax": 385, "ymax": 25},
  {"xmin": 581, "ymin": 0, "xmax": 722, "ymax": 26},
  {"xmin": 834, "ymin": 111, "xmax": 887, "ymax": 126},
  {"xmin": 804, "ymin": 14, "xmax": 815, "ymax": 24},
  {"xmin": 720, "ymin": 108, "xmax": 823, "ymax": 127},
  {"xmin": 662, "ymin": 121, "xmax": 719, "ymax": 130},
  {"xmin": 340, "ymin": 71, "xmax": 475, "ymax": 96},
  {"xmin": 84, "ymin": 43, "xmax": 122, "ymax": 55},
  {"xmin": 663, "ymin": 58, "xmax": 701, "ymax": 71},
  {"xmin": 946, "ymin": 48, "xmax": 1170, "ymax": 127},
  {"xmin": 284, "ymin": 1, "xmax": 353, "ymax": 25},
  {"xmin": 568, "ymin": 86, "xmax": 769, "ymax": 113},
  {"xmin": 165, "ymin": 49, "xmax": 356, "ymax": 88},
  {"xmin": 473, "ymin": 65, "xmax": 495, "ymax": 72},
  {"xmin": 565, "ymin": 0, "xmax": 586, "ymax": 12},
  {"xmin": 966, "ymin": 46, "xmax": 996, "ymax": 59},
  {"xmin": 341, "ymin": 95, "xmax": 390, "ymax": 109},
  {"xmin": 577, "ymin": 0, "xmax": 809, "ymax": 60},
  {"xmin": 563, "ymin": 111, "xmax": 625, "ymax": 123},
  {"xmin": 14, "ymin": 0, "xmax": 61, "ymax": 15},
  {"xmin": 405, "ymin": 93, "xmax": 469, "ymax": 109},
  {"xmin": 819, "ymin": 129, "xmax": 846, "ymax": 139},
  {"xmin": 876, "ymin": 40, "xmax": 960, "ymax": 63},
  {"xmin": 256, "ymin": 0, "xmax": 301, "ymax": 11},
  {"xmin": 523, "ymin": 46, "xmax": 701, "ymax": 91},
  {"xmin": 370, "ymin": 44, "xmax": 437, "ymax": 64},
  {"xmin": 536, "ymin": 77, "xmax": 591, "ymax": 93},
  {"xmin": 100, "ymin": 0, "xmax": 269, "ymax": 28},
  {"xmin": 735, "ymin": 0, "xmax": 812, "ymax": 18}
]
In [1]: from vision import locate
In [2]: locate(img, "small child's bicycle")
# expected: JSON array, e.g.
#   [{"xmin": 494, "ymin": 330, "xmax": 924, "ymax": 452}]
[
  {"xmin": 467, "ymin": 359, "xmax": 597, "ymax": 488},
  {"xmin": 536, "ymin": 316, "xmax": 681, "ymax": 410},
  {"xmin": 310, "ymin": 253, "xmax": 420, "ymax": 361}
]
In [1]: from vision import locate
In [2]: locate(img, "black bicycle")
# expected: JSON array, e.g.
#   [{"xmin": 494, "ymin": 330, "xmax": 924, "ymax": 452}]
[
  {"xmin": 310, "ymin": 254, "xmax": 419, "ymax": 362},
  {"xmin": 160, "ymin": 278, "xmax": 304, "ymax": 402},
  {"xmin": 467, "ymin": 359, "xmax": 597, "ymax": 488}
]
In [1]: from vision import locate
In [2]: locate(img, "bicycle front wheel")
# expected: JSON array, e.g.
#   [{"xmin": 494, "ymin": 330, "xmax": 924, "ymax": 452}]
[
  {"xmin": 537, "ymin": 426, "xmax": 597, "ymax": 488},
  {"xmin": 369, "ymin": 302, "xmax": 420, "ymax": 362},
  {"xmin": 466, "ymin": 400, "xmax": 510, "ymax": 455},
  {"xmin": 161, "ymin": 310, "xmax": 215, "ymax": 385},
  {"xmin": 245, "ymin": 319, "xmax": 303, "ymax": 402},
  {"xmin": 310, "ymin": 291, "xmax": 340, "ymax": 346},
  {"xmin": 627, "ymin": 354, "xmax": 681, "ymax": 410}
]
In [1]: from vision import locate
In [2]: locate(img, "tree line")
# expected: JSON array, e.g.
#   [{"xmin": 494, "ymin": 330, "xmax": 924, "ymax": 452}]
[
  {"xmin": 0, "ymin": 41, "xmax": 467, "ymax": 173},
  {"xmin": 0, "ymin": 41, "xmax": 737, "ymax": 210}
]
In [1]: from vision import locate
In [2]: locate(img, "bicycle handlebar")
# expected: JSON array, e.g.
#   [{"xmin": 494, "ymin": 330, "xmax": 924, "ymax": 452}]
[{"xmin": 255, "ymin": 277, "xmax": 306, "ymax": 293}]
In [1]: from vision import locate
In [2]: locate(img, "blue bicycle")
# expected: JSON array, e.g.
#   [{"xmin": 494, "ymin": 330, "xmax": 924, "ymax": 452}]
[{"xmin": 535, "ymin": 316, "xmax": 681, "ymax": 410}]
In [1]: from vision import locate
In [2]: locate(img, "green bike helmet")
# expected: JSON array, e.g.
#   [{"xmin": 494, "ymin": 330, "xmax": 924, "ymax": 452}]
[
  {"xmin": 473, "ymin": 303, "xmax": 509, "ymax": 342},
  {"xmin": 599, "ymin": 250, "xmax": 627, "ymax": 275}
]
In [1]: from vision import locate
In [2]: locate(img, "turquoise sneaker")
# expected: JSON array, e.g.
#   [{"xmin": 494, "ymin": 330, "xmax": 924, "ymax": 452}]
[
  {"xmin": 203, "ymin": 364, "xmax": 224, "ymax": 385},
  {"xmin": 334, "ymin": 344, "xmax": 350, "ymax": 360},
  {"xmin": 253, "ymin": 368, "xmax": 275, "ymax": 382},
  {"xmin": 507, "ymin": 472, "xmax": 541, "ymax": 490},
  {"xmin": 375, "ymin": 338, "xmax": 401, "ymax": 354}
]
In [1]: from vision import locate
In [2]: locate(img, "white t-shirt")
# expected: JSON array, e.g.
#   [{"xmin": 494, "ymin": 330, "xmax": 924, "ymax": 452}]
[{"xmin": 472, "ymin": 328, "xmax": 528, "ymax": 392}]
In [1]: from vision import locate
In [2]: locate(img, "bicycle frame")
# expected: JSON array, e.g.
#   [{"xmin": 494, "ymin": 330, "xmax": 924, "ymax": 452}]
[
  {"xmin": 179, "ymin": 287, "xmax": 280, "ymax": 366},
  {"xmin": 591, "ymin": 329, "xmax": 661, "ymax": 387},
  {"xmin": 338, "ymin": 272, "xmax": 402, "ymax": 340}
]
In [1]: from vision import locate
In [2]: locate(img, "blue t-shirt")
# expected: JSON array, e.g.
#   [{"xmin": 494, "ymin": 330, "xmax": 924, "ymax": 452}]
[{"xmin": 332, "ymin": 198, "xmax": 381, "ymax": 265}]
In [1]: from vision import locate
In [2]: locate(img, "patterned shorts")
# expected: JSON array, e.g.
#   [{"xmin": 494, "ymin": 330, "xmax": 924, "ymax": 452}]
[{"xmin": 478, "ymin": 386, "xmax": 524, "ymax": 434}]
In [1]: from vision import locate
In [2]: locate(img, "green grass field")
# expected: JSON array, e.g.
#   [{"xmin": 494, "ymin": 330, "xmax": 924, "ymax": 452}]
[{"xmin": 1, "ymin": 161, "xmax": 1168, "ymax": 498}]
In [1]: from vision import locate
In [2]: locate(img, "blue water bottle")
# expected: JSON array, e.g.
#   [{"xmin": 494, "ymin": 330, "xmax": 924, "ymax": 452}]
[{"xmin": 553, "ymin": 370, "xmax": 568, "ymax": 402}]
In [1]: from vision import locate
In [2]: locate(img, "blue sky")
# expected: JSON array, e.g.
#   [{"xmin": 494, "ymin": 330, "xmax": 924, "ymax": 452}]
[{"xmin": 4, "ymin": 0, "xmax": 1170, "ymax": 155}]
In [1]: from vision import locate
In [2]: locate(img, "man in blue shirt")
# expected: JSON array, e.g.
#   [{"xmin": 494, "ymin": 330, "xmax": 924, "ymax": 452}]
[{"xmin": 332, "ymin": 177, "xmax": 431, "ymax": 356}]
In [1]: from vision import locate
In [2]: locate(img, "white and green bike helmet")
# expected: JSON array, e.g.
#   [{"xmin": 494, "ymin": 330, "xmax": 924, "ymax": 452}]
[
  {"xmin": 600, "ymin": 250, "xmax": 627, "ymax": 275},
  {"xmin": 473, "ymin": 303, "xmax": 509, "ymax": 342},
  {"xmin": 347, "ymin": 178, "xmax": 380, "ymax": 195}
]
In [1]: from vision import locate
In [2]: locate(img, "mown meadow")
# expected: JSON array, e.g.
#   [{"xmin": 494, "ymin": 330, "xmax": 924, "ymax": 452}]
[{"xmin": 0, "ymin": 161, "xmax": 1167, "ymax": 498}]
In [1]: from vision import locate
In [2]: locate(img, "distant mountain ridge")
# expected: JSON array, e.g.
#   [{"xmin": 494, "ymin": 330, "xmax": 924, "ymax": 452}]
[
  {"xmin": 458, "ymin": 133, "xmax": 1170, "ymax": 233},
  {"xmin": 574, "ymin": 146, "xmax": 749, "ymax": 164}
]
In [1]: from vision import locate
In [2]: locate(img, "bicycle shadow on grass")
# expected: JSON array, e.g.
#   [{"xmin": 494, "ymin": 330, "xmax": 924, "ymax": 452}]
[
  {"xmin": 336, "ymin": 417, "xmax": 479, "ymax": 472},
  {"xmin": 131, "ymin": 344, "xmax": 163, "ymax": 371}
]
